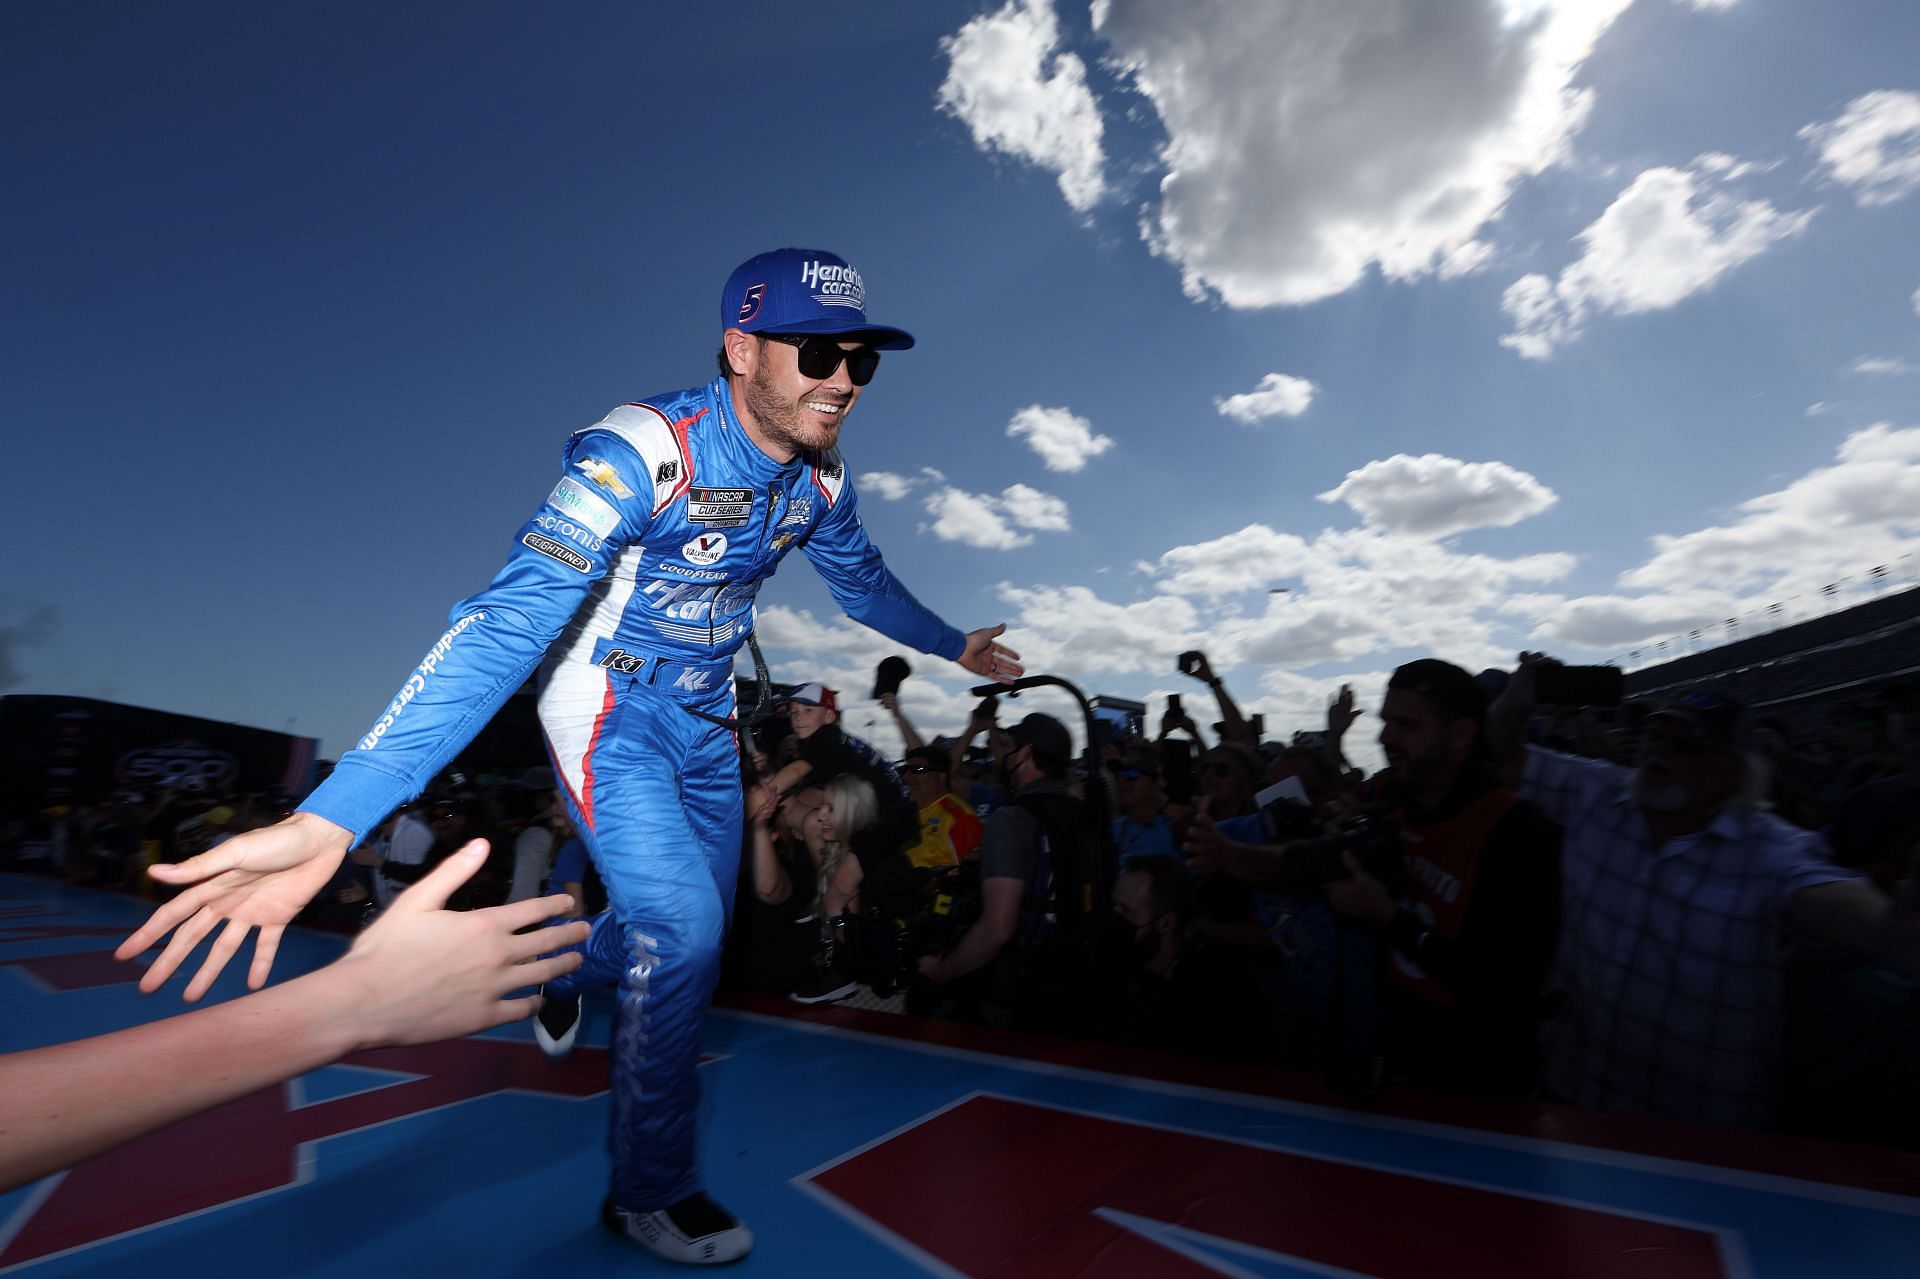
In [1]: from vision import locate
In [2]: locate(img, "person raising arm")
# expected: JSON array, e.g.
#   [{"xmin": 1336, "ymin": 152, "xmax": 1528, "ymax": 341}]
[{"xmin": 5, "ymin": 845, "xmax": 587, "ymax": 1193}]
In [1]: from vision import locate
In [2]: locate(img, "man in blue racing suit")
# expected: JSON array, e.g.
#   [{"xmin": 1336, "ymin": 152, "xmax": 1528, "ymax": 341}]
[{"xmin": 115, "ymin": 247, "xmax": 1022, "ymax": 1266}]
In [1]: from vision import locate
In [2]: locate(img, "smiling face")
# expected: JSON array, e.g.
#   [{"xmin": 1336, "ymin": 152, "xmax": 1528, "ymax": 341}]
[{"xmin": 728, "ymin": 330, "xmax": 866, "ymax": 460}]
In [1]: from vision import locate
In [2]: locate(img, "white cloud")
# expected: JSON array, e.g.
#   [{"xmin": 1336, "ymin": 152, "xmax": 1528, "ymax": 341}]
[
  {"xmin": 1086, "ymin": 0, "xmax": 1634, "ymax": 307},
  {"xmin": 1510, "ymin": 591, "xmax": 1740, "ymax": 649},
  {"xmin": 1141, "ymin": 521, "xmax": 1573, "ymax": 671},
  {"xmin": 936, "ymin": 0, "xmax": 1108, "ymax": 213},
  {"xmin": 1913, "ymin": 286, "xmax": 1920, "ymax": 318},
  {"xmin": 863, "ymin": 471, "xmax": 917, "ymax": 501},
  {"xmin": 1500, "ymin": 156, "xmax": 1814, "ymax": 357},
  {"xmin": 1004, "ymin": 404, "xmax": 1114, "ymax": 471},
  {"xmin": 1617, "ymin": 422, "xmax": 1920, "ymax": 599},
  {"xmin": 1492, "ymin": 423, "xmax": 1920, "ymax": 653},
  {"xmin": 755, "ymin": 605, "xmax": 906, "ymax": 664},
  {"xmin": 1152, "ymin": 524, "xmax": 1315, "ymax": 598},
  {"xmin": 1000, "ymin": 483, "xmax": 1071, "ymax": 530},
  {"xmin": 994, "ymin": 584, "xmax": 1203, "ymax": 676},
  {"xmin": 922, "ymin": 482, "xmax": 1072, "ymax": 550},
  {"xmin": 1851, "ymin": 355, "xmax": 1917, "ymax": 376},
  {"xmin": 1213, "ymin": 373, "xmax": 1317, "ymax": 423},
  {"xmin": 1806, "ymin": 402, "xmax": 1829, "ymax": 417},
  {"xmin": 1317, "ymin": 454, "xmax": 1558, "ymax": 538},
  {"xmin": 1800, "ymin": 90, "xmax": 1920, "ymax": 207}
]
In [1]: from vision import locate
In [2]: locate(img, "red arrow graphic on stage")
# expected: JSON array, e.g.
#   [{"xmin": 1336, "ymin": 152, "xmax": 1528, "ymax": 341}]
[{"xmin": 807, "ymin": 1095, "xmax": 1732, "ymax": 1278}]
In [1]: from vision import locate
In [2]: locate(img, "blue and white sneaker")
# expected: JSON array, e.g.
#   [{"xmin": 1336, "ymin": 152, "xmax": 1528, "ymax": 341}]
[
  {"xmin": 532, "ymin": 987, "xmax": 581, "ymax": 1059},
  {"xmin": 602, "ymin": 1192, "xmax": 753, "ymax": 1265}
]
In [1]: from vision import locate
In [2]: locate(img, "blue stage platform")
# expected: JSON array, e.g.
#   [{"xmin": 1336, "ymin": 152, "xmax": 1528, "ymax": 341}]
[{"xmin": 4, "ymin": 873, "xmax": 1918, "ymax": 1276}]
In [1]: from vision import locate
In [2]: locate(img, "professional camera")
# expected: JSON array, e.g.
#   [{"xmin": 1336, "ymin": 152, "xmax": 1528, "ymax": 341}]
[
  {"xmin": 833, "ymin": 862, "xmax": 982, "ymax": 996},
  {"xmin": 1258, "ymin": 796, "xmax": 1409, "ymax": 898}
]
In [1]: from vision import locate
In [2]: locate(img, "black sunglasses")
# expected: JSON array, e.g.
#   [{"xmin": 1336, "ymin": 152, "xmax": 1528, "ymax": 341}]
[
  {"xmin": 762, "ymin": 333, "xmax": 881, "ymax": 386},
  {"xmin": 900, "ymin": 763, "xmax": 942, "ymax": 776}
]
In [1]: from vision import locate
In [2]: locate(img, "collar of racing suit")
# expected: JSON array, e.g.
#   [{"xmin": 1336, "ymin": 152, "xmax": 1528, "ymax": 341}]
[{"xmin": 705, "ymin": 375, "xmax": 818, "ymax": 487}]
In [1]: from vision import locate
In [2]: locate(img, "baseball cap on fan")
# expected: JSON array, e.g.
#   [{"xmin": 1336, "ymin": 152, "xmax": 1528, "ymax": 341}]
[
  {"xmin": 721, "ymin": 249, "xmax": 915, "ymax": 350},
  {"xmin": 783, "ymin": 682, "xmax": 838, "ymax": 712}
]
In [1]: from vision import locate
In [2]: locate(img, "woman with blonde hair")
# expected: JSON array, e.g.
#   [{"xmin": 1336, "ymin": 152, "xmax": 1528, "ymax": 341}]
[{"xmin": 788, "ymin": 773, "xmax": 882, "ymax": 1005}]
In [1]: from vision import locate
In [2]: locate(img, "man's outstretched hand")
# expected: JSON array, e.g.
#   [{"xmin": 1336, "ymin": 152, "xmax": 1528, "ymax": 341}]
[
  {"xmin": 114, "ymin": 810, "xmax": 355, "ymax": 1001},
  {"xmin": 958, "ymin": 624, "xmax": 1024, "ymax": 685}
]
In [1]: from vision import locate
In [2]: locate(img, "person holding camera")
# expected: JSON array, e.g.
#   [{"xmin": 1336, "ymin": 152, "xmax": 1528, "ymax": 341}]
[
  {"xmin": 1177, "ymin": 649, "xmax": 1258, "ymax": 749},
  {"xmin": 1330, "ymin": 660, "xmax": 1561, "ymax": 1095},
  {"xmin": 1190, "ymin": 660, "xmax": 1561, "ymax": 1096}
]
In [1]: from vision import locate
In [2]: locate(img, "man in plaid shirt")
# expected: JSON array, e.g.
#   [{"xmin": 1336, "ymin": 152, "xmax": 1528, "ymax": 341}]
[{"xmin": 1491, "ymin": 655, "xmax": 1920, "ymax": 1127}]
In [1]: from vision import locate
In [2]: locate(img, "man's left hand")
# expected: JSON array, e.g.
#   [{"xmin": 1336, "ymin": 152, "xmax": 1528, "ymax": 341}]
[
  {"xmin": 958, "ymin": 624, "xmax": 1023, "ymax": 685},
  {"xmin": 915, "ymin": 954, "xmax": 943, "ymax": 982},
  {"xmin": 1326, "ymin": 850, "xmax": 1395, "ymax": 926}
]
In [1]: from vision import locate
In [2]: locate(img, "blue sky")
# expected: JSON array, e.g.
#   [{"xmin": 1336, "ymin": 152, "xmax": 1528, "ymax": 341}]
[{"xmin": 5, "ymin": 0, "xmax": 1919, "ymax": 763}]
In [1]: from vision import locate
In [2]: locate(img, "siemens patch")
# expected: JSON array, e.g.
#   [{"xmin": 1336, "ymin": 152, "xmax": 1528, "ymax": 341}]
[{"xmin": 546, "ymin": 477, "xmax": 623, "ymax": 540}]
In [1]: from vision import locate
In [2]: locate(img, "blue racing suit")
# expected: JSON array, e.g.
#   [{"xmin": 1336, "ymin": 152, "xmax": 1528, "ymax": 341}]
[{"xmin": 299, "ymin": 376, "xmax": 964, "ymax": 1209}]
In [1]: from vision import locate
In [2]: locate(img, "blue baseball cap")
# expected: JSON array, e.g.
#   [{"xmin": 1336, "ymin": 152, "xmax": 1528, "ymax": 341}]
[{"xmin": 721, "ymin": 248, "xmax": 915, "ymax": 351}]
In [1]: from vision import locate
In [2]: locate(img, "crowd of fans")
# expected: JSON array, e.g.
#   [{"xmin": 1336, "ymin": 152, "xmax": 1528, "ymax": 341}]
[
  {"xmin": 6, "ymin": 647, "xmax": 1917, "ymax": 1152},
  {"xmin": 716, "ymin": 651, "xmax": 1920, "ymax": 1150}
]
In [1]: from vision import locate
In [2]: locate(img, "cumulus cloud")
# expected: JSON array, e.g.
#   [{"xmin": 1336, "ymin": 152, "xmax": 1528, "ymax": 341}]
[
  {"xmin": 1000, "ymin": 483, "xmax": 1071, "ymax": 530},
  {"xmin": 1317, "ymin": 454, "xmax": 1558, "ymax": 538},
  {"xmin": 936, "ymin": 0, "xmax": 1107, "ymax": 212},
  {"xmin": 1510, "ymin": 591, "xmax": 1741, "ymax": 650},
  {"xmin": 1614, "ymin": 422, "xmax": 1920, "ymax": 600},
  {"xmin": 994, "ymin": 584, "xmax": 1204, "ymax": 676},
  {"xmin": 922, "ymin": 482, "xmax": 1072, "ymax": 549},
  {"xmin": 1005, "ymin": 404, "xmax": 1115, "ymax": 471},
  {"xmin": 1152, "ymin": 524, "xmax": 1315, "ymax": 599},
  {"xmin": 863, "ymin": 471, "xmax": 917, "ymax": 501},
  {"xmin": 1086, "ymin": 0, "xmax": 1634, "ymax": 306},
  {"xmin": 1801, "ymin": 90, "xmax": 1920, "ymax": 206},
  {"xmin": 1497, "ymin": 423, "xmax": 1920, "ymax": 651},
  {"xmin": 1851, "ymin": 355, "xmax": 1916, "ymax": 376},
  {"xmin": 1139, "ymin": 521, "xmax": 1572, "ymax": 670},
  {"xmin": 1213, "ymin": 373, "xmax": 1317, "ymax": 423},
  {"xmin": 1500, "ymin": 156, "xmax": 1814, "ymax": 357}
]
